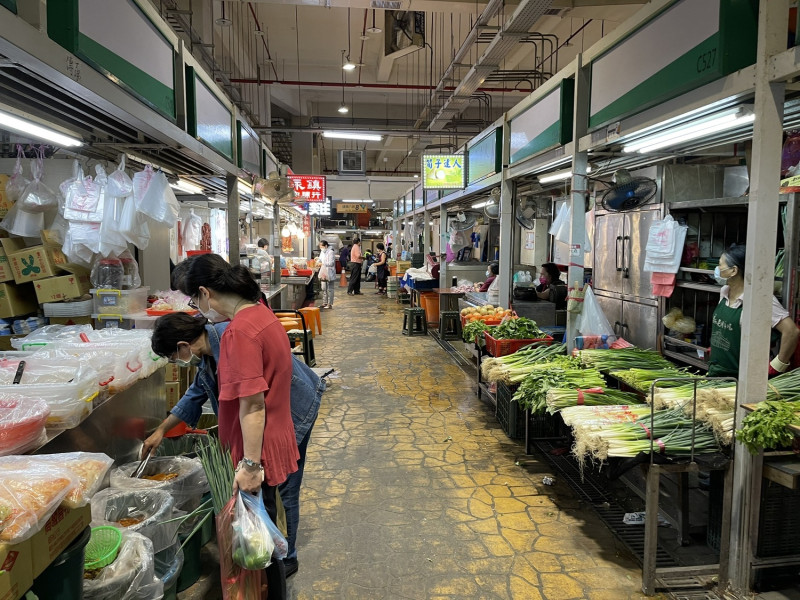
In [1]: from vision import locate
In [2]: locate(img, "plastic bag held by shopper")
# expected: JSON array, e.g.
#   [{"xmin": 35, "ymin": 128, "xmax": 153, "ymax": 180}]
[
  {"xmin": 232, "ymin": 490, "xmax": 276, "ymax": 570},
  {"xmin": 217, "ymin": 495, "xmax": 262, "ymax": 599}
]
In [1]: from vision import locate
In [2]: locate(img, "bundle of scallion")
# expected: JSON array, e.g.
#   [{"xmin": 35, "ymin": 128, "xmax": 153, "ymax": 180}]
[
  {"xmin": 571, "ymin": 407, "xmax": 719, "ymax": 463},
  {"xmin": 650, "ymin": 383, "xmax": 737, "ymax": 445},
  {"xmin": 513, "ymin": 367, "xmax": 606, "ymax": 413},
  {"xmin": 610, "ymin": 368, "xmax": 686, "ymax": 393},
  {"xmin": 765, "ymin": 368, "xmax": 800, "ymax": 401},
  {"xmin": 560, "ymin": 405, "xmax": 652, "ymax": 429},
  {"xmin": 578, "ymin": 348, "xmax": 674, "ymax": 372},
  {"xmin": 546, "ymin": 388, "xmax": 644, "ymax": 413},
  {"xmin": 481, "ymin": 343, "xmax": 568, "ymax": 383},
  {"xmin": 197, "ymin": 434, "xmax": 235, "ymax": 514}
]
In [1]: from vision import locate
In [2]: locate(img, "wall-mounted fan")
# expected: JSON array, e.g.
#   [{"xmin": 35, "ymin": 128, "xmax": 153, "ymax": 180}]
[
  {"xmin": 598, "ymin": 169, "xmax": 657, "ymax": 212},
  {"xmin": 484, "ymin": 188, "xmax": 501, "ymax": 220},
  {"xmin": 257, "ymin": 167, "xmax": 296, "ymax": 205},
  {"xmin": 450, "ymin": 211, "xmax": 478, "ymax": 232},
  {"xmin": 515, "ymin": 197, "xmax": 538, "ymax": 229}
]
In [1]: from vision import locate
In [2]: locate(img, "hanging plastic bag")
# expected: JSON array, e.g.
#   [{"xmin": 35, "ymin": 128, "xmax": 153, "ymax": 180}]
[
  {"xmin": 107, "ymin": 155, "xmax": 133, "ymax": 198},
  {"xmin": 567, "ymin": 283, "xmax": 585, "ymax": 314},
  {"xmin": 217, "ymin": 496, "xmax": 262, "ymax": 600},
  {"xmin": 549, "ymin": 203, "xmax": 569, "ymax": 240},
  {"xmin": 138, "ymin": 171, "xmax": 179, "ymax": 227},
  {"xmin": 99, "ymin": 186, "xmax": 129, "ymax": 257},
  {"xmin": 19, "ymin": 148, "xmax": 58, "ymax": 213},
  {"xmin": 4, "ymin": 145, "xmax": 28, "ymax": 203},
  {"xmin": 577, "ymin": 286, "xmax": 616, "ymax": 338},
  {"xmin": 119, "ymin": 195, "xmax": 150, "ymax": 250},
  {"xmin": 182, "ymin": 209, "xmax": 202, "ymax": 249},
  {"xmin": 231, "ymin": 490, "xmax": 278, "ymax": 570},
  {"xmin": 0, "ymin": 200, "xmax": 44, "ymax": 237},
  {"xmin": 83, "ymin": 530, "xmax": 164, "ymax": 600}
]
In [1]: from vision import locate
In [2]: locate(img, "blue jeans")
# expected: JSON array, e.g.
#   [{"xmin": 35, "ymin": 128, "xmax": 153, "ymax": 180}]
[{"xmin": 278, "ymin": 422, "xmax": 314, "ymax": 560}]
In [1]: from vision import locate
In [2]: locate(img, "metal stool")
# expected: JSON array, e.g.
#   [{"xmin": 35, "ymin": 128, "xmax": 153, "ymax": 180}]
[
  {"xmin": 287, "ymin": 330, "xmax": 316, "ymax": 366},
  {"xmin": 439, "ymin": 311, "xmax": 462, "ymax": 341},
  {"xmin": 402, "ymin": 308, "xmax": 427, "ymax": 336}
]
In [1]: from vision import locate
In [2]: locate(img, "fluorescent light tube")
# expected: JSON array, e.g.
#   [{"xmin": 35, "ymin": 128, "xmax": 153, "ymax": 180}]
[
  {"xmin": 343, "ymin": 62, "xmax": 357, "ymax": 71},
  {"xmin": 0, "ymin": 109, "xmax": 82, "ymax": 147},
  {"xmin": 471, "ymin": 200, "xmax": 491, "ymax": 208},
  {"xmin": 538, "ymin": 166, "xmax": 592, "ymax": 184},
  {"xmin": 341, "ymin": 199, "xmax": 374, "ymax": 203},
  {"xmin": 323, "ymin": 131, "xmax": 382, "ymax": 142},
  {"xmin": 237, "ymin": 180, "xmax": 253, "ymax": 195},
  {"xmin": 324, "ymin": 229, "xmax": 348, "ymax": 234},
  {"xmin": 624, "ymin": 107, "xmax": 754, "ymax": 153},
  {"xmin": 170, "ymin": 179, "xmax": 204, "ymax": 195}
]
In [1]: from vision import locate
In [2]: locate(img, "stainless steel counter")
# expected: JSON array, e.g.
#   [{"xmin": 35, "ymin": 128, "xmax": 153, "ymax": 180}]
[
  {"xmin": 261, "ymin": 284, "xmax": 287, "ymax": 300},
  {"xmin": 35, "ymin": 370, "xmax": 166, "ymax": 464}
]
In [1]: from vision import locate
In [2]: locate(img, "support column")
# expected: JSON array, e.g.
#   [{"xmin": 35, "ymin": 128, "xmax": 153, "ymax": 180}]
[
  {"xmin": 227, "ymin": 174, "xmax": 240, "ymax": 262},
  {"xmin": 439, "ymin": 204, "xmax": 448, "ymax": 287},
  {"xmin": 423, "ymin": 207, "xmax": 430, "ymax": 255},
  {"xmin": 728, "ymin": 0, "xmax": 787, "ymax": 592},
  {"xmin": 568, "ymin": 55, "xmax": 590, "ymax": 351},
  {"xmin": 498, "ymin": 117, "xmax": 513, "ymax": 308}
]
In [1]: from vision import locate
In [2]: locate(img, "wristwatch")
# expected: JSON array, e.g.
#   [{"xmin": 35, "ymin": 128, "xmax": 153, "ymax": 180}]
[{"xmin": 237, "ymin": 457, "xmax": 263, "ymax": 472}]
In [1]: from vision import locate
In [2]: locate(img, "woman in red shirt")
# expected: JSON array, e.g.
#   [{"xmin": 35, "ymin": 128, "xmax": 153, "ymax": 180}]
[{"xmin": 183, "ymin": 253, "xmax": 297, "ymax": 598}]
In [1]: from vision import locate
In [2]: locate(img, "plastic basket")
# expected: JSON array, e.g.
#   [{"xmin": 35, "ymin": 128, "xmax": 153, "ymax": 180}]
[
  {"xmin": 496, "ymin": 382, "xmax": 524, "ymax": 440},
  {"xmin": 484, "ymin": 332, "xmax": 554, "ymax": 357},
  {"xmin": 85, "ymin": 526, "xmax": 123, "ymax": 570},
  {"xmin": 757, "ymin": 479, "xmax": 800, "ymax": 558},
  {"xmin": 526, "ymin": 410, "xmax": 565, "ymax": 441}
]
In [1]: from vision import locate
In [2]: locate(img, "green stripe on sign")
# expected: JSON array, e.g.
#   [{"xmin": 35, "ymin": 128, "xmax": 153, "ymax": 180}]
[
  {"xmin": 78, "ymin": 34, "xmax": 176, "ymax": 119},
  {"xmin": 510, "ymin": 121, "xmax": 561, "ymax": 165},
  {"xmin": 0, "ymin": 0, "xmax": 17, "ymax": 14},
  {"xmin": 589, "ymin": 34, "xmax": 722, "ymax": 130}
]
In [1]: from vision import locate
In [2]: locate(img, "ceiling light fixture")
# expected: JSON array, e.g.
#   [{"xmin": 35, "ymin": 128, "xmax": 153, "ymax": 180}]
[
  {"xmin": 343, "ymin": 59, "xmax": 356, "ymax": 71},
  {"xmin": 338, "ymin": 103, "xmax": 349, "ymax": 114},
  {"xmin": 341, "ymin": 199, "xmax": 374, "ymax": 203},
  {"xmin": 324, "ymin": 229, "xmax": 348, "ymax": 234},
  {"xmin": 237, "ymin": 180, "xmax": 253, "ymax": 195},
  {"xmin": 254, "ymin": 29, "xmax": 265, "ymax": 36},
  {"xmin": 0, "ymin": 109, "xmax": 83, "ymax": 147},
  {"xmin": 538, "ymin": 166, "xmax": 592, "ymax": 184},
  {"xmin": 366, "ymin": 9, "xmax": 382, "ymax": 33},
  {"xmin": 215, "ymin": 2, "xmax": 232, "ymax": 27},
  {"xmin": 623, "ymin": 106, "xmax": 755, "ymax": 153},
  {"xmin": 323, "ymin": 131, "xmax": 382, "ymax": 142},
  {"xmin": 471, "ymin": 200, "xmax": 491, "ymax": 209},
  {"xmin": 170, "ymin": 179, "xmax": 204, "ymax": 195}
]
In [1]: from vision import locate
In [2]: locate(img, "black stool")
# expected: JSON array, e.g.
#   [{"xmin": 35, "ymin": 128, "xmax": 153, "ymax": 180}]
[
  {"xmin": 402, "ymin": 308, "xmax": 427, "ymax": 336},
  {"xmin": 287, "ymin": 330, "xmax": 316, "ymax": 366},
  {"xmin": 439, "ymin": 311, "xmax": 462, "ymax": 341}
]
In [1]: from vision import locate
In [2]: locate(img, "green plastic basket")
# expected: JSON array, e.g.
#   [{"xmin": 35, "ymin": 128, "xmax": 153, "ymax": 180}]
[{"xmin": 85, "ymin": 526, "xmax": 122, "ymax": 570}]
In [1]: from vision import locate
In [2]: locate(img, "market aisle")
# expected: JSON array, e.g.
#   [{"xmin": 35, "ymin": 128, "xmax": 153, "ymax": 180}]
[{"xmin": 287, "ymin": 291, "xmax": 657, "ymax": 600}]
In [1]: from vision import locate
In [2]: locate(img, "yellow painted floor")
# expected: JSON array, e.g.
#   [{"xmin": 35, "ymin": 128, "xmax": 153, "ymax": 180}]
[{"xmin": 285, "ymin": 288, "xmax": 658, "ymax": 600}]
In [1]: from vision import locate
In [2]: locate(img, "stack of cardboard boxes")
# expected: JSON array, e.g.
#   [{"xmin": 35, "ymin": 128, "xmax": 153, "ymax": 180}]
[{"xmin": 164, "ymin": 362, "xmax": 196, "ymax": 412}]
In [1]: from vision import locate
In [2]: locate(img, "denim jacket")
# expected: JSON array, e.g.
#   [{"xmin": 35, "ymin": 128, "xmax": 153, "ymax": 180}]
[{"xmin": 171, "ymin": 323, "xmax": 324, "ymax": 445}]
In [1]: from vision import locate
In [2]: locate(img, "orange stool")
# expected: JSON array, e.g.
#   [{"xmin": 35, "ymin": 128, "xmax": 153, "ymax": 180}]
[
  {"xmin": 280, "ymin": 319, "xmax": 302, "ymax": 334},
  {"xmin": 299, "ymin": 307, "xmax": 322, "ymax": 336}
]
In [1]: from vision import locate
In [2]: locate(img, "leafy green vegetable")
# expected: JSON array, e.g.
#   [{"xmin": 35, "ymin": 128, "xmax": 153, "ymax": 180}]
[
  {"xmin": 737, "ymin": 400, "xmax": 800, "ymax": 455},
  {"xmin": 462, "ymin": 320, "xmax": 491, "ymax": 343},
  {"xmin": 491, "ymin": 317, "xmax": 546, "ymax": 340}
]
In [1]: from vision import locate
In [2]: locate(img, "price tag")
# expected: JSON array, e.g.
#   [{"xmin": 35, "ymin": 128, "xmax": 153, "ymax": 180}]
[
  {"xmin": 606, "ymin": 121, "xmax": 621, "ymax": 142},
  {"xmin": 570, "ymin": 244, "xmax": 582, "ymax": 256}
]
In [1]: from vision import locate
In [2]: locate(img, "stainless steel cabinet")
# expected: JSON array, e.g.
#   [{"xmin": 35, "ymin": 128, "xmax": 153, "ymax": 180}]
[{"xmin": 593, "ymin": 291, "xmax": 658, "ymax": 350}]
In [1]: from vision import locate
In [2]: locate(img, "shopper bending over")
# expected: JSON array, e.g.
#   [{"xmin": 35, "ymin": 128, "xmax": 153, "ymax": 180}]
[
  {"xmin": 374, "ymin": 242, "xmax": 389, "ymax": 295},
  {"xmin": 475, "ymin": 263, "xmax": 499, "ymax": 292},
  {"xmin": 145, "ymin": 314, "xmax": 322, "ymax": 577},
  {"xmin": 348, "ymin": 237, "xmax": 364, "ymax": 295},
  {"xmin": 318, "ymin": 239, "xmax": 336, "ymax": 309},
  {"xmin": 181, "ymin": 254, "xmax": 298, "ymax": 597}
]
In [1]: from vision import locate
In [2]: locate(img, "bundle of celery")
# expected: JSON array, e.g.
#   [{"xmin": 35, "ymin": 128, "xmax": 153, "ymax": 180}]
[
  {"xmin": 481, "ymin": 343, "xmax": 568, "ymax": 383},
  {"xmin": 610, "ymin": 368, "xmax": 686, "ymax": 393},
  {"xmin": 737, "ymin": 400, "xmax": 800, "ymax": 455},
  {"xmin": 578, "ymin": 348, "xmax": 674, "ymax": 371},
  {"xmin": 572, "ymin": 407, "xmax": 719, "ymax": 463},
  {"xmin": 513, "ymin": 367, "xmax": 606, "ymax": 413},
  {"xmin": 546, "ymin": 388, "xmax": 644, "ymax": 413}
]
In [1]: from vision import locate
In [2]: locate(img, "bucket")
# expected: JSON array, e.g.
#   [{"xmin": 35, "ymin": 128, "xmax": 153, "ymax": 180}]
[
  {"xmin": 420, "ymin": 292, "xmax": 439, "ymax": 327},
  {"xmin": 200, "ymin": 492, "xmax": 216, "ymax": 546},
  {"xmin": 156, "ymin": 543, "xmax": 185, "ymax": 600},
  {"xmin": 176, "ymin": 529, "xmax": 202, "ymax": 592},
  {"xmin": 30, "ymin": 526, "xmax": 91, "ymax": 600}
]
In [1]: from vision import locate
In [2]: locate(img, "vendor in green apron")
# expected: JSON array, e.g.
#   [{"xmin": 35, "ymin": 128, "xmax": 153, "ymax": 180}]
[{"xmin": 707, "ymin": 244, "xmax": 799, "ymax": 378}]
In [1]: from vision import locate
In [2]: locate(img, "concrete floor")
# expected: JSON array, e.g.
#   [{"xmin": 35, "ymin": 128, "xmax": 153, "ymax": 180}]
[{"xmin": 181, "ymin": 288, "xmax": 660, "ymax": 599}]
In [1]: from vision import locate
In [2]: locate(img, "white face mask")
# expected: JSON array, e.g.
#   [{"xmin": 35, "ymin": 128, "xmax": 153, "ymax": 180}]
[
  {"xmin": 199, "ymin": 291, "xmax": 226, "ymax": 323},
  {"xmin": 486, "ymin": 270, "xmax": 491, "ymax": 277},
  {"xmin": 714, "ymin": 265, "xmax": 733, "ymax": 286}
]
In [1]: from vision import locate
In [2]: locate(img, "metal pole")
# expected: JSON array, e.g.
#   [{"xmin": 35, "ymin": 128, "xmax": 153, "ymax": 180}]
[
  {"xmin": 440, "ymin": 204, "xmax": 448, "ymax": 287},
  {"xmin": 498, "ymin": 116, "xmax": 513, "ymax": 308},
  {"xmin": 568, "ymin": 54, "xmax": 589, "ymax": 352},
  {"xmin": 227, "ymin": 174, "xmax": 240, "ymax": 262},
  {"xmin": 728, "ymin": 0, "xmax": 787, "ymax": 592}
]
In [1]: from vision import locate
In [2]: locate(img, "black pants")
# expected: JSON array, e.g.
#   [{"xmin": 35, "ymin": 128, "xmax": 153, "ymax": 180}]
[
  {"xmin": 377, "ymin": 272, "xmax": 388, "ymax": 290},
  {"xmin": 348, "ymin": 262, "xmax": 361, "ymax": 294},
  {"xmin": 261, "ymin": 482, "xmax": 286, "ymax": 599}
]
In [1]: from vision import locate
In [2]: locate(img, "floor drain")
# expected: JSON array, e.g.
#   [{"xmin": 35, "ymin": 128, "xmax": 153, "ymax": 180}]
[{"xmin": 669, "ymin": 592, "xmax": 723, "ymax": 600}]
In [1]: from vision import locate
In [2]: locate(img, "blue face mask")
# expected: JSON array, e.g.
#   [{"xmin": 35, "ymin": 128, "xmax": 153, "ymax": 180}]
[{"xmin": 714, "ymin": 265, "xmax": 733, "ymax": 286}]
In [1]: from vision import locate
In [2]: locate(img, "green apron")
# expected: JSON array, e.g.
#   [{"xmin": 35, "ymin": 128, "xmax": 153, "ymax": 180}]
[{"xmin": 707, "ymin": 300, "xmax": 742, "ymax": 378}]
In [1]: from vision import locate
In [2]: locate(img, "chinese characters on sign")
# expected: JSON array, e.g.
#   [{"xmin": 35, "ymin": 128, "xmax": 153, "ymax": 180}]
[
  {"xmin": 289, "ymin": 175, "xmax": 326, "ymax": 203},
  {"xmin": 422, "ymin": 154, "xmax": 466, "ymax": 190}
]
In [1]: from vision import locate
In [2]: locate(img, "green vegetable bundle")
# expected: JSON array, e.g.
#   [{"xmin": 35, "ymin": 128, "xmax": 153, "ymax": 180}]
[
  {"xmin": 610, "ymin": 368, "xmax": 687, "ymax": 393},
  {"xmin": 462, "ymin": 320, "xmax": 491, "ymax": 343},
  {"xmin": 578, "ymin": 348, "xmax": 674, "ymax": 372},
  {"xmin": 490, "ymin": 317, "xmax": 546, "ymax": 340},
  {"xmin": 765, "ymin": 368, "xmax": 800, "ymax": 402},
  {"xmin": 546, "ymin": 388, "xmax": 644, "ymax": 413},
  {"xmin": 481, "ymin": 343, "xmax": 568, "ymax": 383},
  {"xmin": 737, "ymin": 400, "xmax": 800, "ymax": 455},
  {"xmin": 513, "ymin": 366, "xmax": 606, "ymax": 413},
  {"xmin": 652, "ymin": 382, "xmax": 737, "ymax": 445},
  {"xmin": 197, "ymin": 434, "xmax": 235, "ymax": 514}
]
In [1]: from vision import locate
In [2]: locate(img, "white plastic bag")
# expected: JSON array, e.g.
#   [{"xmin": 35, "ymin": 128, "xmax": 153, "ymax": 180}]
[
  {"xmin": 63, "ymin": 165, "xmax": 103, "ymax": 222},
  {"xmin": 83, "ymin": 530, "xmax": 164, "ymax": 600},
  {"xmin": 0, "ymin": 200, "xmax": 44, "ymax": 237},
  {"xmin": 4, "ymin": 145, "xmax": 28, "ymax": 203},
  {"xmin": 232, "ymin": 490, "xmax": 276, "ymax": 570},
  {"xmin": 19, "ymin": 150, "xmax": 58, "ymax": 213},
  {"xmin": 577, "ymin": 286, "xmax": 616, "ymax": 337},
  {"xmin": 644, "ymin": 222, "xmax": 687, "ymax": 274},
  {"xmin": 91, "ymin": 489, "xmax": 179, "ymax": 554},
  {"xmin": 119, "ymin": 195, "xmax": 150, "ymax": 250},
  {"xmin": 549, "ymin": 203, "xmax": 570, "ymax": 244},
  {"xmin": 138, "ymin": 171, "xmax": 179, "ymax": 227},
  {"xmin": 181, "ymin": 209, "xmax": 202, "ymax": 249},
  {"xmin": 107, "ymin": 155, "xmax": 133, "ymax": 199}
]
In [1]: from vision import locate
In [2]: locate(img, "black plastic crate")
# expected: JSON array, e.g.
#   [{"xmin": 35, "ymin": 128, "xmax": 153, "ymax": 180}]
[
  {"xmin": 496, "ymin": 382, "xmax": 524, "ymax": 440},
  {"xmin": 757, "ymin": 479, "xmax": 800, "ymax": 558},
  {"xmin": 526, "ymin": 409, "xmax": 565, "ymax": 440}
]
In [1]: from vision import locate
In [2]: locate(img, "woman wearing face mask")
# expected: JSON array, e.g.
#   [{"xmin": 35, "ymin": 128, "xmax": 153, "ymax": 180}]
[
  {"xmin": 182, "ymin": 253, "xmax": 298, "ymax": 598},
  {"xmin": 475, "ymin": 263, "xmax": 499, "ymax": 292},
  {"xmin": 535, "ymin": 262, "xmax": 568, "ymax": 310},
  {"xmin": 708, "ymin": 244, "xmax": 799, "ymax": 378},
  {"xmin": 145, "ymin": 312, "xmax": 324, "ymax": 579}
]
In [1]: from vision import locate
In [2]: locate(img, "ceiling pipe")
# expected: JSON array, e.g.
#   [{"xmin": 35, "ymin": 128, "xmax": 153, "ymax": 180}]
[
  {"xmin": 247, "ymin": 2, "xmax": 279, "ymax": 80},
  {"xmin": 226, "ymin": 78, "xmax": 530, "ymax": 94},
  {"xmin": 254, "ymin": 126, "xmax": 480, "ymax": 136},
  {"xmin": 358, "ymin": 9, "xmax": 368, "ymax": 86}
]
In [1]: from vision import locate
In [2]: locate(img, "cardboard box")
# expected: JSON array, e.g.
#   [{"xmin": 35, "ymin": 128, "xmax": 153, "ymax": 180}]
[
  {"xmin": 165, "ymin": 381, "xmax": 181, "ymax": 411},
  {"xmin": 47, "ymin": 316, "xmax": 93, "ymax": 326},
  {"xmin": 33, "ymin": 270, "xmax": 91, "ymax": 304},
  {"xmin": 0, "ymin": 539, "xmax": 33, "ymax": 600},
  {"xmin": 4, "ymin": 242, "xmax": 66, "ymax": 284},
  {"xmin": 0, "ymin": 282, "xmax": 37, "ymax": 319},
  {"xmin": 164, "ymin": 363, "xmax": 180, "ymax": 382},
  {"xmin": 0, "ymin": 239, "xmax": 22, "ymax": 284},
  {"xmin": 29, "ymin": 504, "xmax": 91, "ymax": 579}
]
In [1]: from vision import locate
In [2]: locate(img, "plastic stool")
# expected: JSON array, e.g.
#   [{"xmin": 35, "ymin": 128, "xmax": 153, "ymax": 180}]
[
  {"xmin": 439, "ymin": 311, "xmax": 462, "ymax": 341},
  {"xmin": 298, "ymin": 307, "xmax": 322, "ymax": 336},
  {"xmin": 287, "ymin": 330, "xmax": 316, "ymax": 366},
  {"xmin": 279, "ymin": 319, "xmax": 302, "ymax": 334},
  {"xmin": 402, "ymin": 308, "xmax": 427, "ymax": 336}
]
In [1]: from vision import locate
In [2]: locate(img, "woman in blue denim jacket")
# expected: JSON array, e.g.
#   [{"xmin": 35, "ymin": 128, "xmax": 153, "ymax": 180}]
[{"xmin": 147, "ymin": 313, "xmax": 323, "ymax": 577}]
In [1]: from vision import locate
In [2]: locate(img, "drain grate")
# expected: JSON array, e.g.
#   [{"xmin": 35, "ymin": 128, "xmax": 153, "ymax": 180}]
[
  {"xmin": 534, "ymin": 440, "xmax": 610, "ymax": 503},
  {"xmin": 593, "ymin": 503, "xmax": 678, "ymax": 568},
  {"xmin": 669, "ymin": 591, "xmax": 723, "ymax": 600}
]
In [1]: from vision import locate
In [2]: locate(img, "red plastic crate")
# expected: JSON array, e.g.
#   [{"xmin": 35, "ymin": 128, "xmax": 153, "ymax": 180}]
[
  {"xmin": 483, "ymin": 332, "xmax": 554, "ymax": 357},
  {"xmin": 461, "ymin": 316, "xmax": 503, "ymax": 328}
]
